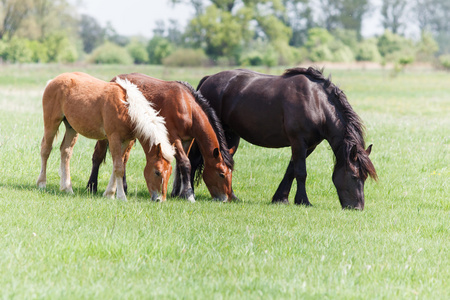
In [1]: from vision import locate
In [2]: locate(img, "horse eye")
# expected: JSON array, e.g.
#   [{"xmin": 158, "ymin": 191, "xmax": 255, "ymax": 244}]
[
  {"xmin": 219, "ymin": 173, "xmax": 225, "ymax": 178},
  {"xmin": 155, "ymin": 170, "xmax": 161, "ymax": 177}
]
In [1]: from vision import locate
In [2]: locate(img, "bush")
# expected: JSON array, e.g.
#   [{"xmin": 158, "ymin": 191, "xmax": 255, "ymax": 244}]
[
  {"xmin": 44, "ymin": 33, "xmax": 78, "ymax": 63},
  {"xmin": 377, "ymin": 30, "xmax": 413, "ymax": 59},
  {"xmin": 2, "ymin": 37, "xmax": 33, "ymax": 63},
  {"xmin": 438, "ymin": 54, "xmax": 450, "ymax": 70},
  {"xmin": 416, "ymin": 31, "xmax": 439, "ymax": 62},
  {"xmin": 162, "ymin": 48, "xmax": 209, "ymax": 67},
  {"xmin": 355, "ymin": 38, "xmax": 382, "ymax": 62},
  {"xmin": 27, "ymin": 40, "xmax": 49, "ymax": 63},
  {"xmin": 127, "ymin": 40, "xmax": 149, "ymax": 64},
  {"xmin": 329, "ymin": 41, "xmax": 355, "ymax": 62},
  {"xmin": 309, "ymin": 44, "xmax": 334, "ymax": 62},
  {"xmin": 89, "ymin": 42, "xmax": 133, "ymax": 64},
  {"xmin": 147, "ymin": 36, "xmax": 173, "ymax": 64},
  {"xmin": 240, "ymin": 51, "xmax": 264, "ymax": 66}
]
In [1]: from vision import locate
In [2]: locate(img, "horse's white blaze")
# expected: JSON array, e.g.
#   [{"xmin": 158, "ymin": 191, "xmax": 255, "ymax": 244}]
[{"xmin": 115, "ymin": 77, "xmax": 175, "ymax": 162}]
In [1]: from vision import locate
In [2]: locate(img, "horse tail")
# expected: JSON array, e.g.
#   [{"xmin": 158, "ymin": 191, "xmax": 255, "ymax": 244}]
[
  {"xmin": 114, "ymin": 77, "xmax": 175, "ymax": 162},
  {"xmin": 196, "ymin": 75, "xmax": 210, "ymax": 91}
]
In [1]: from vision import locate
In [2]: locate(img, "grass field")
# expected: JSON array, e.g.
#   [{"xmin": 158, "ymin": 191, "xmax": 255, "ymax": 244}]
[{"xmin": 0, "ymin": 64, "xmax": 448, "ymax": 299}]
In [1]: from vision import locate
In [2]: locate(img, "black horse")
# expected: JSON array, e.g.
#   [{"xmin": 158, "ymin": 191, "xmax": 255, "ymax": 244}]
[{"xmin": 186, "ymin": 67, "xmax": 377, "ymax": 209}]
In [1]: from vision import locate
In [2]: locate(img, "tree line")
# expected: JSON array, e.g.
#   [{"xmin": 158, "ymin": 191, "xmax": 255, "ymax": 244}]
[{"xmin": 1, "ymin": 0, "xmax": 450, "ymax": 68}]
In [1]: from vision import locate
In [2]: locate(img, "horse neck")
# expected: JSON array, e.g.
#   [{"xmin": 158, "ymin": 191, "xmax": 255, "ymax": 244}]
[
  {"xmin": 323, "ymin": 105, "xmax": 348, "ymax": 162},
  {"xmin": 191, "ymin": 106, "xmax": 221, "ymax": 166}
]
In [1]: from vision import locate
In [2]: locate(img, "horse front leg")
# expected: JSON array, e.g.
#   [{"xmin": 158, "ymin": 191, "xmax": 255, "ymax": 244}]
[
  {"xmin": 104, "ymin": 136, "xmax": 127, "ymax": 201},
  {"xmin": 272, "ymin": 146, "xmax": 316, "ymax": 204},
  {"xmin": 87, "ymin": 139, "xmax": 108, "ymax": 194},
  {"xmin": 272, "ymin": 159, "xmax": 295, "ymax": 204},
  {"xmin": 291, "ymin": 142, "xmax": 312, "ymax": 206},
  {"xmin": 172, "ymin": 139, "xmax": 195, "ymax": 202}
]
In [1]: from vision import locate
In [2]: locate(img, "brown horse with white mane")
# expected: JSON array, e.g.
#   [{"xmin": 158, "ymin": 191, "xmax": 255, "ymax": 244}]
[
  {"xmin": 188, "ymin": 67, "xmax": 377, "ymax": 209},
  {"xmin": 86, "ymin": 73, "xmax": 235, "ymax": 202},
  {"xmin": 36, "ymin": 72, "xmax": 174, "ymax": 201}
]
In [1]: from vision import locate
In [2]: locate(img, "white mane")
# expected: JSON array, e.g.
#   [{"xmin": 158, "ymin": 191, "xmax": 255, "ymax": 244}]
[{"xmin": 115, "ymin": 77, "xmax": 175, "ymax": 162}]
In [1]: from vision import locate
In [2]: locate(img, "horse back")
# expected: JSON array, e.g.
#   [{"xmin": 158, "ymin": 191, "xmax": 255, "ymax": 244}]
[{"xmin": 198, "ymin": 69, "xmax": 327, "ymax": 147}]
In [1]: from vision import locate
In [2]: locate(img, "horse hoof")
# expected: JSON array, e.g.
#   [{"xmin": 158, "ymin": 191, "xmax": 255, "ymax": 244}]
[
  {"xmin": 272, "ymin": 198, "xmax": 289, "ymax": 204},
  {"xmin": 103, "ymin": 191, "xmax": 115, "ymax": 199},
  {"xmin": 61, "ymin": 187, "xmax": 74, "ymax": 194},
  {"xmin": 187, "ymin": 195, "xmax": 195, "ymax": 203},
  {"xmin": 37, "ymin": 182, "xmax": 46, "ymax": 189}
]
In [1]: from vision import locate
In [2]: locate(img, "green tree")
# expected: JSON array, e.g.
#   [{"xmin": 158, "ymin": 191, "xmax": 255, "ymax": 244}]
[
  {"xmin": 147, "ymin": 36, "xmax": 173, "ymax": 64},
  {"xmin": 381, "ymin": 0, "xmax": 409, "ymax": 34},
  {"xmin": 0, "ymin": 0, "xmax": 33, "ymax": 39},
  {"xmin": 127, "ymin": 40, "xmax": 148, "ymax": 64},
  {"xmin": 78, "ymin": 14, "xmax": 104, "ymax": 53},
  {"xmin": 316, "ymin": 0, "xmax": 370, "ymax": 38},
  {"xmin": 186, "ymin": 4, "xmax": 252, "ymax": 59}
]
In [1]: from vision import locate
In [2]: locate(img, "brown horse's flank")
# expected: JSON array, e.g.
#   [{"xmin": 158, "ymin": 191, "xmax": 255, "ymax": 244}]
[{"xmin": 283, "ymin": 67, "xmax": 378, "ymax": 181}]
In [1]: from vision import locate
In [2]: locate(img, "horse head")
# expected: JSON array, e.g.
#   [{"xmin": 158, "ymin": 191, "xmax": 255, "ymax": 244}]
[
  {"xmin": 202, "ymin": 148, "xmax": 234, "ymax": 202},
  {"xmin": 332, "ymin": 144, "xmax": 377, "ymax": 210},
  {"xmin": 144, "ymin": 143, "xmax": 173, "ymax": 202}
]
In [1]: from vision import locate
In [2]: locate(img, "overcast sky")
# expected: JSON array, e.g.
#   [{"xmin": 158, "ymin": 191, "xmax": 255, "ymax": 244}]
[
  {"xmin": 73, "ymin": 0, "xmax": 389, "ymax": 39},
  {"xmin": 74, "ymin": 0, "xmax": 193, "ymax": 38}
]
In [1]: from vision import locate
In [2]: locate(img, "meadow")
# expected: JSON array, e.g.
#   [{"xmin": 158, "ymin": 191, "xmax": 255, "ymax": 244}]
[{"xmin": 0, "ymin": 64, "xmax": 448, "ymax": 299}]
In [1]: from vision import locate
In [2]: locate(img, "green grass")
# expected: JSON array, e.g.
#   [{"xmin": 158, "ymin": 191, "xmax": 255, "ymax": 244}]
[{"xmin": 0, "ymin": 64, "xmax": 448, "ymax": 299}]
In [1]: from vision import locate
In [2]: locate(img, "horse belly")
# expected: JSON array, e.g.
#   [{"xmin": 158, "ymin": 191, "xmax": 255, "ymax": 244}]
[
  {"xmin": 62, "ymin": 101, "xmax": 107, "ymax": 140},
  {"xmin": 225, "ymin": 102, "xmax": 290, "ymax": 148}
]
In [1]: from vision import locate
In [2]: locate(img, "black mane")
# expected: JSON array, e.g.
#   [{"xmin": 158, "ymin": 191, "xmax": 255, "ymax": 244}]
[
  {"xmin": 284, "ymin": 67, "xmax": 377, "ymax": 180},
  {"xmin": 176, "ymin": 81, "xmax": 234, "ymax": 171}
]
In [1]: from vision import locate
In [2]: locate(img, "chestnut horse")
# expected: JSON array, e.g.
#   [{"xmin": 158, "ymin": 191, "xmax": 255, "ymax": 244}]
[
  {"xmin": 36, "ymin": 72, "xmax": 174, "ymax": 202},
  {"xmin": 86, "ymin": 73, "xmax": 234, "ymax": 202},
  {"xmin": 189, "ymin": 67, "xmax": 377, "ymax": 209}
]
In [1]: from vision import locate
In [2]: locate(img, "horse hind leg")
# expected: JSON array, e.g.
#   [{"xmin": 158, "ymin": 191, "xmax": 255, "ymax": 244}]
[
  {"xmin": 36, "ymin": 115, "xmax": 63, "ymax": 189},
  {"xmin": 87, "ymin": 139, "xmax": 109, "ymax": 194},
  {"xmin": 59, "ymin": 120, "xmax": 78, "ymax": 193}
]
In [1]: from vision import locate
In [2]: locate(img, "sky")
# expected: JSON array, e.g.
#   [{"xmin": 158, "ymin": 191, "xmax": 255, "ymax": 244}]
[
  {"xmin": 74, "ymin": 0, "xmax": 193, "ymax": 38},
  {"xmin": 73, "ymin": 0, "xmax": 390, "ymax": 39}
]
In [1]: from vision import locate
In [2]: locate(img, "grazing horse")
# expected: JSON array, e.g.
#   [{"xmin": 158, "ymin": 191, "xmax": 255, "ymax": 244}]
[
  {"xmin": 36, "ymin": 72, "xmax": 174, "ymax": 202},
  {"xmin": 86, "ymin": 73, "xmax": 235, "ymax": 202},
  {"xmin": 188, "ymin": 67, "xmax": 377, "ymax": 209}
]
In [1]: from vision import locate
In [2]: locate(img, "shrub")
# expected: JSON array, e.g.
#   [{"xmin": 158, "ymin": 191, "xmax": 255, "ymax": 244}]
[
  {"xmin": 89, "ymin": 42, "xmax": 133, "ymax": 64},
  {"xmin": 44, "ymin": 33, "xmax": 78, "ymax": 63},
  {"xmin": 262, "ymin": 46, "xmax": 279, "ymax": 67},
  {"xmin": 162, "ymin": 48, "xmax": 209, "ymax": 67},
  {"xmin": 377, "ymin": 30, "xmax": 413, "ymax": 60},
  {"xmin": 438, "ymin": 54, "xmax": 450, "ymax": 70},
  {"xmin": 309, "ymin": 44, "xmax": 334, "ymax": 62},
  {"xmin": 127, "ymin": 40, "xmax": 149, "ymax": 64},
  {"xmin": 356, "ymin": 38, "xmax": 382, "ymax": 62},
  {"xmin": 27, "ymin": 40, "xmax": 49, "ymax": 63},
  {"xmin": 240, "ymin": 51, "xmax": 264, "ymax": 66},
  {"xmin": 147, "ymin": 36, "xmax": 173, "ymax": 64},
  {"xmin": 416, "ymin": 31, "xmax": 439, "ymax": 62},
  {"xmin": 3, "ymin": 37, "xmax": 33, "ymax": 63},
  {"xmin": 329, "ymin": 41, "xmax": 355, "ymax": 62}
]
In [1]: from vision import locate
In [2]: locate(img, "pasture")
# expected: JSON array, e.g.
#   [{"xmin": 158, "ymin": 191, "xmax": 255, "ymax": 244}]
[{"xmin": 0, "ymin": 64, "xmax": 448, "ymax": 299}]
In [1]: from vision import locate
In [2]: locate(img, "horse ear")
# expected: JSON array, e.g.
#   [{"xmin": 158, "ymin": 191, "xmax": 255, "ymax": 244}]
[
  {"xmin": 229, "ymin": 146, "xmax": 236, "ymax": 155},
  {"xmin": 366, "ymin": 144, "xmax": 373, "ymax": 156},
  {"xmin": 213, "ymin": 148, "xmax": 220, "ymax": 159},
  {"xmin": 155, "ymin": 143, "xmax": 162, "ymax": 158},
  {"xmin": 350, "ymin": 145, "xmax": 358, "ymax": 161}
]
